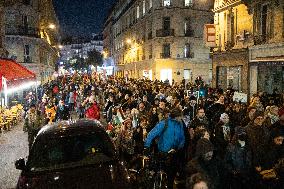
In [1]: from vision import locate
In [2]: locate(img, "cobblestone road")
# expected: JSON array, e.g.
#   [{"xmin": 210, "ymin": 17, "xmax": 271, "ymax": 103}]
[{"xmin": 0, "ymin": 123, "xmax": 28, "ymax": 189}]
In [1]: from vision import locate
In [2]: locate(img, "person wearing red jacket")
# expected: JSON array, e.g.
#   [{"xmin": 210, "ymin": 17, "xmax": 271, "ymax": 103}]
[{"xmin": 84, "ymin": 96, "xmax": 100, "ymax": 120}]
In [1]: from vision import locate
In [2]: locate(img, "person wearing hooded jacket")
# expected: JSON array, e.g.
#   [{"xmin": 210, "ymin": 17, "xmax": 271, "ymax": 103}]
[
  {"xmin": 144, "ymin": 108, "xmax": 185, "ymax": 189},
  {"xmin": 186, "ymin": 137, "xmax": 223, "ymax": 189},
  {"xmin": 258, "ymin": 129, "xmax": 284, "ymax": 188},
  {"xmin": 224, "ymin": 127, "xmax": 253, "ymax": 189}
]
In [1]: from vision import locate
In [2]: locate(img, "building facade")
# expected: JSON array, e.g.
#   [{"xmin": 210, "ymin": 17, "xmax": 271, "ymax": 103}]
[
  {"xmin": 212, "ymin": 0, "xmax": 254, "ymax": 93},
  {"xmin": 105, "ymin": 0, "xmax": 214, "ymax": 84},
  {"xmin": 0, "ymin": 0, "xmax": 7, "ymax": 57},
  {"xmin": 212, "ymin": 0, "xmax": 284, "ymax": 95},
  {"xmin": 60, "ymin": 34, "xmax": 103, "ymax": 63},
  {"xmin": 3, "ymin": 0, "xmax": 60, "ymax": 83},
  {"xmin": 246, "ymin": 0, "xmax": 284, "ymax": 95}
]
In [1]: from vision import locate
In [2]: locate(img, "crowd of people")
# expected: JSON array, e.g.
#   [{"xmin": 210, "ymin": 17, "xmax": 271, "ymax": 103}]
[{"xmin": 22, "ymin": 72, "xmax": 284, "ymax": 189}]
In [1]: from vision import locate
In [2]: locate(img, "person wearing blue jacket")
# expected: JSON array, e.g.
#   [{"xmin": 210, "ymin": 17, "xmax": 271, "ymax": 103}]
[{"xmin": 144, "ymin": 108, "xmax": 185, "ymax": 189}]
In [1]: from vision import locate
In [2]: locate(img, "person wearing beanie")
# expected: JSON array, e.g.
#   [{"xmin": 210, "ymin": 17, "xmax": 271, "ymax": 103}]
[
  {"xmin": 245, "ymin": 111, "xmax": 270, "ymax": 170},
  {"xmin": 271, "ymin": 107, "xmax": 284, "ymax": 136},
  {"xmin": 224, "ymin": 126, "xmax": 253, "ymax": 189},
  {"xmin": 183, "ymin": 95, "xmax": 197, "ymax": 122},
  {"xmin": 213, "ymin": 113, "xmax": 232, "ymax": 159},
  {"xmin": 206, "ymin": 94, "xmax": 226, "ymax": 125},
  {"xmin": 240, "ymin": 106, "xmax": 257, "ymax": 127},
  {"xmin": 186, "ymin": 137, "xmax": 222, "ymax": 189}
]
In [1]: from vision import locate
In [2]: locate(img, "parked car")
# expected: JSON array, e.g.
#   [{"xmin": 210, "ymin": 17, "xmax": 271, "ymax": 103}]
[{"xmin": 15, "ymin": 119, "xmax": 131, "ymax": 189}]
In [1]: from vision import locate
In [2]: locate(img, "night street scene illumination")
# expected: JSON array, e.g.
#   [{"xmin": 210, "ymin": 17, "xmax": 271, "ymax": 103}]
[{"xmin": 0, "ymin": 0, "xmax": 284, "ymax": 189}]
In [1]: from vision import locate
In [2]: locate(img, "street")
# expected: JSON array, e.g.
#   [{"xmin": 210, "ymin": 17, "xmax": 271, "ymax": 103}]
[{"xmin": 0, "ymin": 123, "xmax": 28, "ymax": 189}]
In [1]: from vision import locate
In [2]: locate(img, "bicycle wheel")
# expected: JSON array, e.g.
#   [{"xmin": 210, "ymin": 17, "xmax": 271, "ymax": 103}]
[{"xmin": 153, "ymin": 171, "xmax": 167, "ymax": 189}]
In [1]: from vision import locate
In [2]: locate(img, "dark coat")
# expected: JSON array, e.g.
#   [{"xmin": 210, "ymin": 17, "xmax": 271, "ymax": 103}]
[
  {"xmin": 56, "ymin": 105, "xmax": 70, "ymax": 121},
  {"xmin": 225, "ymin": 142, "xmax": 253, "ymax": 174},
  {"xmin": 189, "ymin": 117, "xmax": 209, "ymax": 131},
  {"xmin": 245, "ymin": 123, "xmax": 270, "ymax": 167},
  {"xmin": 262, "ymin": 143, "xmax": 284, "ymax": 170},
  {"xmin": 186, "ymin": 157, "xmax": 222, "ymax": 189},
  {"xmin": 214, "ymin": 122, "xmax": 232, "ymax": 159}
]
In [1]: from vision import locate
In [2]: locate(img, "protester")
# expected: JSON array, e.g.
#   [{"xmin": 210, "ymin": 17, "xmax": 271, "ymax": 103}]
[{"xmin": 22, "ymin": 72, "xmax": 284, "ymax": 188}]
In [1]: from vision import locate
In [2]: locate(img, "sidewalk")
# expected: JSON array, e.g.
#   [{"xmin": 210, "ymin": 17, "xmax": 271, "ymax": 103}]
[{"xmin": 0, "ymin": 122, "xmax": 28, "ymax": 189}]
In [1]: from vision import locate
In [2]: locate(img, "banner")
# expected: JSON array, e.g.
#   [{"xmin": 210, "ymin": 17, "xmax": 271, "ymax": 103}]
[
  {"xmin": 233, "ymin": 92, "xmax": 247, "ymax": 103},
  {"xmin": 0, "ymin": 73, "xmax": 2, "ymax": 91}
]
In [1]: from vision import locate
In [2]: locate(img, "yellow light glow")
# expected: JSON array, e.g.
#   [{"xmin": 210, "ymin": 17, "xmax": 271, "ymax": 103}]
[
  {"xmin": 126, "ymin": 39, "xmax": 132, "ymax": 44},
  {"xmin": 48, "ymin": 24, "xmax": 56, "ymax": 29},
  {"xmin": 58, "ymin": 45, "xmax": 63, "ymax": 49}
]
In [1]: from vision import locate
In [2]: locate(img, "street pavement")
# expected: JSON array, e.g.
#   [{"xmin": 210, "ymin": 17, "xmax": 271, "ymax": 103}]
[{"xmin": 0, "ymin": 123, "xmax": 28, "ymax": 189}]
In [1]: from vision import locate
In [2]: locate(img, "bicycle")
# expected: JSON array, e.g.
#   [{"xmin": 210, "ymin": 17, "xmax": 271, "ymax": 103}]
[{"xmin": 128, "ymin": 150, "xmax": 178, "ymax": 189}]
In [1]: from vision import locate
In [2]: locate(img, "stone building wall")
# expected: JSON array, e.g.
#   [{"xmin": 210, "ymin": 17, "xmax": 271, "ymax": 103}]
[
  {"xmin": 108, "ymin": 0, "xmax": 214, "ymax": 83},
  {"xmin": 3, "ymin": 0, "xmax": 59, "ymax": 83}
]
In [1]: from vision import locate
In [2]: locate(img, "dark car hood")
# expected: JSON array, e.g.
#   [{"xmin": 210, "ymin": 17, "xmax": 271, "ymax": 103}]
[{"xmin": 19, "ymin": 163, "xmax": 130, "ymax": 189}]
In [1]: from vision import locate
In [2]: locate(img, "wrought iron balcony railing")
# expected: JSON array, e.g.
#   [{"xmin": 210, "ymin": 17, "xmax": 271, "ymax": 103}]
[
  {"xmin": 160, "ymin": 53, "xmax": 171, "ymax": 58},
  {"xmin": 156, "ymin": 29, "xmax": 175, "ymax": 37},
  {"xmin": 5, "ymin": 25, "xmax": 40, "ymax": 38}
]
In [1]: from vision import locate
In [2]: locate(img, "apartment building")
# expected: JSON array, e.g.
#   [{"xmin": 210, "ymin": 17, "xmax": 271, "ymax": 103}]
[
  {"xmin": 3, "ymin": 0, "xmax": 60, "ymax": 83},
  {"xmin": 212, "ymin": 0, "xmax": 284, "ymax": 95},
  {"xmin": 105, "ymin": 0, "xmax": 214, "ymax": 84}
]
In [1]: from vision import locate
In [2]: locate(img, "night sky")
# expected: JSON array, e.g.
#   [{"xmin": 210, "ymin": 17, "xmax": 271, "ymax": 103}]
[{"xmin": 53, "ymin": 0, "xmax": 116, "ymax": 38}]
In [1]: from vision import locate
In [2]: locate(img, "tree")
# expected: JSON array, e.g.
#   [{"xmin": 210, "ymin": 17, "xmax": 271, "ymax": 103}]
[{"xmin": 85, "ymin": 49, "xmax": 103, "ymax": 68}]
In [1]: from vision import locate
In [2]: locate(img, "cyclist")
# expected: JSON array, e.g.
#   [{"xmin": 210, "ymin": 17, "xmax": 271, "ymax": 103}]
[{"xmin": 144, "ymin": 108, "xmax": 185, "ymax": 189}]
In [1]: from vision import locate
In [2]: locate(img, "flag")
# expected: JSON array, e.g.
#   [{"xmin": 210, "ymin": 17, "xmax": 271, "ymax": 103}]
[{"xmin": 0, "ymin": 73, "xmax": 2, "ymax": 92}]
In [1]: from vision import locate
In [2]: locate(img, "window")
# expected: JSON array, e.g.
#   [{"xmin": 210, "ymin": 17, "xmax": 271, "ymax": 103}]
[
  {"xmin": 143, "ymin": 1, "xmax": 146, "ymax": 16},
  {"xmin": 149, "ymin": 0, "xmax": 152, "ymax": 9},
  {"xmin": 261, "ymin": 4, "xmax": 268, "ymax": 37},
  {"xmin": 184, "ymin": 43, "xmax": 191, "ymax": 58},
  {"xmin": 185, "ymin": 0, "xmax": 193, "ymax": 7},
  {"xmin": 163, "ymin": 17, "xmax": 171, "ymax": 31},
  {"xmin": 162, "ymin": 44, "xmax": 171, "ymax": 58},
  {"xmin": 163, "ymin": 0, "xmax": 171, "ymax": 7},
  {"xmin": 184, "ymin": 18, "xmax": 193, "ymax": 36},
  {"xmin": 137, "ymin": 6, "xmax": 140, "ymax": 19},
  {"xmin": 22, "ymin": 15, "xmax": 28, "ymax": 28},
  {"xmin": 24, "ymin": 44, "xmax": 31, "ymax": 62},
  {"xmin": 23, "ymin": 0, "xmax": 31, "ymax": 5}
]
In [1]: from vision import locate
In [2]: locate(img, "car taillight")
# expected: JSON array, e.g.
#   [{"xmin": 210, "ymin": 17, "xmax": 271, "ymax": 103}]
[
  {"xmin": 17, "ymin": 175, "xmax": 40, "ymax": 189},
  {"xmin": 17, "ymin": 175, "xmax": 28, "ymax": 189}
]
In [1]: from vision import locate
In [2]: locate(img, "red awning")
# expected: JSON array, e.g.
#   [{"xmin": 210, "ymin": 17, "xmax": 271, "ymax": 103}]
[{"xmin": 0, "ymin": 59, "xmax": 36, "ymax": 87}]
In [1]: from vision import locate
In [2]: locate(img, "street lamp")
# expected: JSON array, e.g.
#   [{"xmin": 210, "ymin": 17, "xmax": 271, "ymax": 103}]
[
  {"xmin": 48, "ymin": 24, "xmax": 56, "ymax": 30},
  {"xmin": 126, "ymin": 38, "xmax": 132, "ymax": 44}
]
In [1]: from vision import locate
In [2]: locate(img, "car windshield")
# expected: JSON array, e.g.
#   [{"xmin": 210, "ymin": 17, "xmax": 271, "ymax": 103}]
[{"xmin": 27, "ymin": 132, "xmax": 115, "ymax": 171}]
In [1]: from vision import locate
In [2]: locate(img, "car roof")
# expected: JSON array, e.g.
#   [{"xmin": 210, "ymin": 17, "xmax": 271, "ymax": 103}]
[{"xmin": 37, "ymin": 119, "xmax": 106, "ymax": 138}]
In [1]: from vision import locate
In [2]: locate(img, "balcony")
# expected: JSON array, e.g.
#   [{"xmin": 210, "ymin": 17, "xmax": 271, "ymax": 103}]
[
  {"xmin": 156, "ymin": 29, "xmax": 175, "ymax": 37},
  {"xmin": 253, "ymin": 34, "xmax": 267, "ymax": 45},
  {"xmin": 160, "ymin": 53, "xmax": 171, "ymax": 58},
  {"xmin": 5, "ymin": 25, "xmax": 40, "ymax": 38},
  {"xmin": 184, "ymin": 52, "xmax": 194, "ymax": 58}
]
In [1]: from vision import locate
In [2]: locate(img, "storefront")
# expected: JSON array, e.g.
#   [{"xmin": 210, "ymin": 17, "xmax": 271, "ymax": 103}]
[
  {"xmin": 249, "ymin": 43, "xmax": 284, "ymax": 95},
  {"xmin": 212, "ymin": 49, "xmax": 249, "ymax": 93},
  {"xmin": 250, "ymin": 61, "xmax": 284, "ymax": 94},
  {"xmin": 0, "ymin": 59, "xmax": 36, "ymax": 106},
  {"xmin": 216, "ymin": 66, "xmax": 242, "ymax": 91}
]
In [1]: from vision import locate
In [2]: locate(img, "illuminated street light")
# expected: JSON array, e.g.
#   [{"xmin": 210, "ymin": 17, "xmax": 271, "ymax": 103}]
[
  {"xmin": 48, "ymin": 24, "xmax": 56, "ymax": 29},
  {"xmin": 58, "ymin": 45, "xmax": 63, "ymax": 49},
  {"xmin": 126, "ymin": 38, "xmax": 132, "ymax": 44}
]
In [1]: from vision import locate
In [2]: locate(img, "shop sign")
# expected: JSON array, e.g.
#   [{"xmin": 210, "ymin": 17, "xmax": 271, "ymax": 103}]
[{"xmin": 204, "ymin": 24, "xmax": 216, "ymax": 47}]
